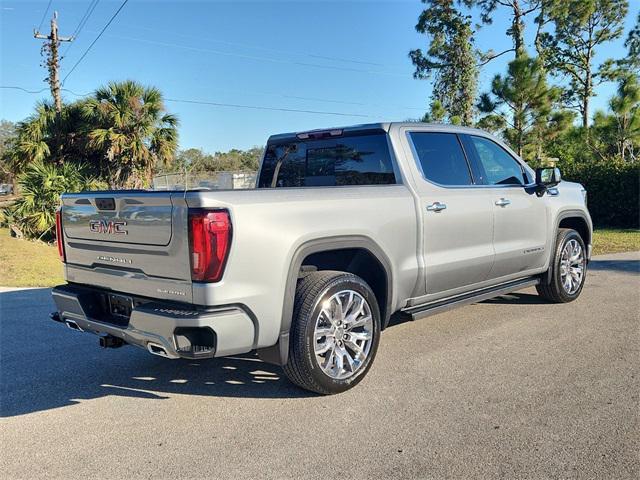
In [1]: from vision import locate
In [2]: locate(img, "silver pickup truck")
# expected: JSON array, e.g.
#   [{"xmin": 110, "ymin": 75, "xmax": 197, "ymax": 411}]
[{"xmin": 51, "ymin": 123, "xmax": 592, "ymax": 394}]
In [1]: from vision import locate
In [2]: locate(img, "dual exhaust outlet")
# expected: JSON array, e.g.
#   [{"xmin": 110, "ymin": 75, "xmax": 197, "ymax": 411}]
[{"xmin": 50, "ymin": 311, "xmax": 170, "ymax": 357}]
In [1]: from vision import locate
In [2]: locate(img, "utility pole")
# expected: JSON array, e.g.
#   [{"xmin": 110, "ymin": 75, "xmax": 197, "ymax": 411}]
[{"xmin": 34, "ymin": 11, "xmax": 73, "ymax": 113}]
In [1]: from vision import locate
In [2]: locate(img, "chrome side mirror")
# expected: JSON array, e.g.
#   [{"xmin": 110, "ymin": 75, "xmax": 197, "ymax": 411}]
[{"xmin": 535, "ymin": 167, "xmax": 561, "ymax": 188}]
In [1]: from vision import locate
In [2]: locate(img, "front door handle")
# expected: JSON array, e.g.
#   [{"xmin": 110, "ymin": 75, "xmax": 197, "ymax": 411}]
[
  {"xmin": 495, "ymin": 198, "xmax": 511, "ymax": 207},
  {"xmin": 426, "ymin": 202, "xmax": 447, "ymax": 212}
]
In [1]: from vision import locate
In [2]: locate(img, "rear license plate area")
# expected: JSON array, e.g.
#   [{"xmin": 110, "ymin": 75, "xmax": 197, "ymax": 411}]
[{"xmin": 108, "ymin": 293, "xmax": 133, "ymax": 320}]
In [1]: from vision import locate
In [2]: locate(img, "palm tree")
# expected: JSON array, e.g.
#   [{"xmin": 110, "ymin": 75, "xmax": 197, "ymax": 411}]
[
  {"xmin": 1, "ymin": 161, "xmax": 105, "ymax": 240},
  {"xmin": 5, "ymin": 100, "xmax": 89, "ymax": 174},
  {"xmin": 83, "ymin": 80, "xmax": 178, "ymax": 188}
]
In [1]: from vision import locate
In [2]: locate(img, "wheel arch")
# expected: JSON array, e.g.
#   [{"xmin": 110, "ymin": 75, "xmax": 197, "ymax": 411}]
[
  {"xmin": 258, "ymin": 235, "xmax": 393, "ymax": 366},
  {"xmin": 541, "ymin": 209, "xmax": 592, "ymax": 285},
  {"xmin": 557, "ymin": 212, "xmax": 591, "ymax": 248}
]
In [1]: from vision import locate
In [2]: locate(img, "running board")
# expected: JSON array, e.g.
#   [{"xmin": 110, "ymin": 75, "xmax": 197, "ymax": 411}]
[{"xmin": 404, "ymin": 277, "xmax": 540, "ymax": 321}]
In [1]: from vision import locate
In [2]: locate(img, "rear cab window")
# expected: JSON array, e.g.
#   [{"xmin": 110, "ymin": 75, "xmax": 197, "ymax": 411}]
[{"xmin": 257, "ymin": 131, "xmax": 398, "ymax": 188}]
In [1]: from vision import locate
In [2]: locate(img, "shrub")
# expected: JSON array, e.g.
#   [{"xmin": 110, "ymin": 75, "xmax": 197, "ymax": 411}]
[
  {"xmin": 561, "ymin": 160, "xmax": 639, "ymax": 228},
  {"xmin": 0, "ymin": 161, "xmax": 106, "ymax": 241}
]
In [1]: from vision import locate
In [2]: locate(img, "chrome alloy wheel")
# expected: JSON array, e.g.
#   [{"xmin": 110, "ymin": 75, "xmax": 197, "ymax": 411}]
[
  {"xmin": 560, "ymin": 238, "xmax": 585, "ymax": 294},
  {"xmin": 313, "ymin": 290, "xmax": 374, "ymax": 380}
]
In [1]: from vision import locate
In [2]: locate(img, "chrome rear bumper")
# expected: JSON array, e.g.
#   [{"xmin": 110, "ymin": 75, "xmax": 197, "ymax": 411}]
[{"xmin": 51, "ymin": 284, "xmax": 256, "ymax": 359}]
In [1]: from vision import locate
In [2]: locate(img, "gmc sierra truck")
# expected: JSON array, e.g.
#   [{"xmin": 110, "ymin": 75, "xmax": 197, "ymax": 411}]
[{"xmin": 51, "ymin": 123, "xmax": 592, "ymax": 394}]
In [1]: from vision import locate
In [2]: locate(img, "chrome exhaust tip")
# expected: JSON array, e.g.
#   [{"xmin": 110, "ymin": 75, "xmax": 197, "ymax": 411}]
[
  {"xmin": 65, "ymin": 319, "xmax": 83, "ymax": 332},
  {"xmin": 147, "ymin": 342, "xmax": 169, "ymax": 357}
]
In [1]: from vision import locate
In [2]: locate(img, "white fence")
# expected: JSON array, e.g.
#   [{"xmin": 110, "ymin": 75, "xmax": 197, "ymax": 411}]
[{"xmin": 152, "ymin": 171, "xmax": 257, "ymax": 191}]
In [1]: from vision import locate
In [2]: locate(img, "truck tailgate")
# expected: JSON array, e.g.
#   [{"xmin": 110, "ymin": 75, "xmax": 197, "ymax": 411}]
[
  {"xmin": 64, "ymin": 192, "xmax": 173, "ymax": 246},
  {"xmin": 60, "ymin": 191, "xmax": 193, "ymax": 302}
]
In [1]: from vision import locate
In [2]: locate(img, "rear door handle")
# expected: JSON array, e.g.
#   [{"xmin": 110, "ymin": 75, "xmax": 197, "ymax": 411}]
[
  {"xmin": 495, "ymin": 198, "xmax": 511, "ymax": 207},
  {"xmin": 426, "ymin": 202, "xmax": 447, "ymax": 212}
]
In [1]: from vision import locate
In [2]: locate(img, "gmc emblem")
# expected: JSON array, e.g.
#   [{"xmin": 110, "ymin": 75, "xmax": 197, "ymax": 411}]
[{"xmin": 89, "ymin": 220, "xmax": 128, "ymax": 235}]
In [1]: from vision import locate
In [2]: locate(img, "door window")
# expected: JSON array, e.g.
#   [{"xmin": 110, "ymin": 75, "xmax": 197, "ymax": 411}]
[
  {"xmin": 409, "ymin": 132, "xmax": 473, "ymax": 186},
  {"xmin": 465, "ymin": 136, "xmax": 526, "ymax": 186}
]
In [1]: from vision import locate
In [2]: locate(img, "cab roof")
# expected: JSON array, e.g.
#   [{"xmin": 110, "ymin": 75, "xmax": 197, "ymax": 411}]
[{"xmin": 267, "ymin": 122, "xmax": 494, "ymax": 143}]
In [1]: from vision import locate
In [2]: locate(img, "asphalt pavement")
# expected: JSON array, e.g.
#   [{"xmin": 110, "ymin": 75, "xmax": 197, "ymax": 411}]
[{"xmin": 1, "ymin": 251, "xmax": 638, "ymax": 479}]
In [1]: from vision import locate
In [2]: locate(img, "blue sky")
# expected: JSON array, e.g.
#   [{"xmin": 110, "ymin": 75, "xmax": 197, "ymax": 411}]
[{"xmin": 1, "ymin": 0, "xmax": 638, "ymax": 152}]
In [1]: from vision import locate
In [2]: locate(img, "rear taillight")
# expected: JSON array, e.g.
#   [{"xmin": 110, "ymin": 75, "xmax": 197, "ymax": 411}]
[
  {"xmin": 55, "ymin": 209, "xmax": 65, "ymax": 262},
  {"xmin": 188, "ymin": 209, "xmax": 232, "ymax": 282}
]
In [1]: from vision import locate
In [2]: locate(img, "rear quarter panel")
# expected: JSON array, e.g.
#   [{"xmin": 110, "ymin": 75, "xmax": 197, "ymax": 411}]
[{"xmin": 185, "ymin": 185, "xmax": 418, "ymax": 348}]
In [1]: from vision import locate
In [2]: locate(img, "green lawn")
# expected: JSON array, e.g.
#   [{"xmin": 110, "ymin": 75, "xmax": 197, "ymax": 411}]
[
  {"xmin": 0, "ymin": 227, "xmax": 638, "ymax": 288},
  {"xmin": 0, "ymin": 228, "xmax": 64, "ymax": 287},
  {"xmin": 592, "ymin": 228, "xmax": 640, "ymax": 255}
]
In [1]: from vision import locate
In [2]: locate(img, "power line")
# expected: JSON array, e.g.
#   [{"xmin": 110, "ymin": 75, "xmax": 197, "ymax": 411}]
[
  {"xmin": 62, "ymin": 0, "xmax": 101, "ymax": 58},
  {"xmin": 0, "ymin": 85, "xmax": 92, "ymax": 98},
  {"xmin": 70, "ymin": 0, "xmax": 100, "ymax": 38},
  {"xmin": 95, "ymin": 32, "xmax": 409, "ymax": 78},
  {"xmin": 1, "ymin": 86, "xmax": 372, "ymax": 118},
  {"xmin": 1, "ymin": 85, "xmax": 424, "ymax": 114},
  {"xmin": 62, "ymin": 0, "xmax": 129, "ymax": 85},
  {"xmin": 122, "ymin": 23, "xmax": 401, "ymax": 69},
  {"xmin": 61, "ymin": 87, "xmax": 91, "ymax": 96},
  {"xmin": 1, "ymin": 85, "xmax": 49, "ymax": 94},
  {"xmin": 164, "ymin": 97, "xmax": 372, "ymax": 118},
  {"xmin": 36, "ymin": 0, "xmax": 53, "ymax": 32}
]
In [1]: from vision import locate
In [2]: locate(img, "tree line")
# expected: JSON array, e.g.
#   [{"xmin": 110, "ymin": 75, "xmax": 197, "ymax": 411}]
[
  {"xmin": 410, "ymin": 0, "xmax": 638, "ymax": 164},
  {"xmin": 0, "ymin": 81, "xmax": 263, "ymax": 189},
  {"xmin": 0, "ymin": 81, "xmax": 262, "ymax": 239}
]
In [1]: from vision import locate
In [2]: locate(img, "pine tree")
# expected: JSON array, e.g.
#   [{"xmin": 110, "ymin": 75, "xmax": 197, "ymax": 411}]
[
  {"xmin": 409, "ymin": 0, "xmax": 479, "ymax": 126},
  {"xmin": 592, "ymin": 74, "xmax": 640, "ymax": 162},
  {"xmin": 465, "ymin": 0, "xmax": 542, "ymax": 59},
  {"xmin": 422, "ymin": 99, "xmax": 447, "ymax": 123},
  {"xmin": 541, "ymin": 0, "xmax": 629, "ymax": 127},
  {"xmin": 468, "ymin": 0, "xmax": 553, "ymax": 155},
  {"xmin": 626, "ymin": 13, "xmax": 640, "ymax": 73},
  {"xmin": 477, "ymin": 54, "xmax": 572, "ymax": 161}
]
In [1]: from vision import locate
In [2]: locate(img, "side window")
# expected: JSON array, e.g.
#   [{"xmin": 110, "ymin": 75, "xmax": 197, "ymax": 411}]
[
  {"xmin": 466, "ymin": 136, "xmax": 526, "ymax": 186},
  {"xmin": 409, "ymin": 132, "xmax": 473, "ymax": 186}
]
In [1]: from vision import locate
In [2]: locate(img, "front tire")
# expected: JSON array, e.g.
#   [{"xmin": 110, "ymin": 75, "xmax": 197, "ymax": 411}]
[
  {"xmin": 283, "ymin": 270, "xmax": 381, "ymax": 394},
  {"xmin": 536, "ymin": 228, "xmax": 587, "ymax": 303}
]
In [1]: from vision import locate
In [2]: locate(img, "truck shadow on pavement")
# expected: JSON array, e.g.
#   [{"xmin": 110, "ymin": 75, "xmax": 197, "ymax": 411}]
[
  {"xmin": 0, "ymin": 288, "xmax": 312, "ymax": 418},
  {"xmin": 1, "ymin": 255, "xmax": 637, "ymax": 417},
  {"xmin": 587, "ymin": 257, "xmax": 640, "ymax": 274}
]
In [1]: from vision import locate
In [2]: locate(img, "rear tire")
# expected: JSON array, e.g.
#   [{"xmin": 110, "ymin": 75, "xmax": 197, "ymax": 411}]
[
  {"xmin": 536, "ymin": 228, "xmax": 587, "ymax": 303},
  {"xmin": 283, "ymin": 271, "xmax": 381, "ymax": 395}
]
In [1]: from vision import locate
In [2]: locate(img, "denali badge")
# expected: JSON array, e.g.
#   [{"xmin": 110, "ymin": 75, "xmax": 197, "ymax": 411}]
[
  {"xmin": 97, "ymin": 255, "xmax": 132, "ymax": 265},
  {"xmin": 89, "ymin": 219, "xmax": 128, "ymax": 235},
  {"xmin": 156, "ymin": 288, "xmax": 187, "ymax": 297}
]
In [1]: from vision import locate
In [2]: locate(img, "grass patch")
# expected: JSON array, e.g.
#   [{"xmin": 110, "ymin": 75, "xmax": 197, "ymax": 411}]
[
  {"xmin": 0, "ymin": 227, "xmax": 637, "ymax": 288},
  {"xmin": 592, "ymin": 229, "xmax": 640, "ymax": 255},
  {"xmin": 0, "ymin": 228, "xmax": 64, "ymax": 287}
]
